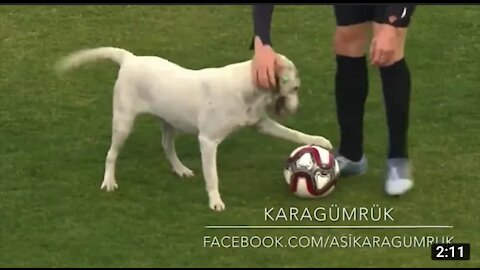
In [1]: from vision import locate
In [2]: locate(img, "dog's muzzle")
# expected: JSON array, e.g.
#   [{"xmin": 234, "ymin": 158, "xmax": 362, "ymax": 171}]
[
  {"xmin": 275, "ymin": 96, "xmax": 285, "ymax": 114},
  {"xmin": 275, "ymin": 96, "xmax": 298, "ymax": 116},
  {"xmin": 275, "ymin": 96, "xmax": 290, "ymax": 116}
]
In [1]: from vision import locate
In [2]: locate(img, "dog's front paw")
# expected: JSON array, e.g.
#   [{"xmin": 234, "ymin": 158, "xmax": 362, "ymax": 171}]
[
  {"xmin": 173, "ymin": 166, "xmax": 195, "ymax": 178},
  {"xmin": 208, "ymin": 194, "xmax": 226, "ymax": 212},
  {"xmin": 311, "ymin": 136, "xmax": 333, "ymax": 151},
  {"xmin": 210, "ymin": 200, "xmax": 226, "ymax": 212},
  {"xmin": 100, "ymin": 179, "xmax": 118, "ymax": 192}
]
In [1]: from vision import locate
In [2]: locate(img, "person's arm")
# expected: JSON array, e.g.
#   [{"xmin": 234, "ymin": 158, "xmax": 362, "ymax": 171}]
[
  {"xmin": 384, "ymin": 4, "xmax": 416, "ymax": 27},
  {"xmin": 370, "ymin": 5, "xmax": 416, "ymax": 67},
  {"xmin": 250, "ymin": 5, "xmax": 275, "ymax": 50},
  {"xmin": 250, "ymin": 5, "xmax": 278, "ymax": 89}
]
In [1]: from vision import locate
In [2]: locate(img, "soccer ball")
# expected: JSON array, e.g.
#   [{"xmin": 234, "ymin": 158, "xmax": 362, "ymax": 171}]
[{"xmin": 283, "ymin": 145, "xmax": 340, "ymax": 198}]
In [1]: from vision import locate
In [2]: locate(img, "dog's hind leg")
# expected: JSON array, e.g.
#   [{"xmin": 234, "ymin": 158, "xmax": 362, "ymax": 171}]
[
  {"xmin": 160, "ymin": 121, "xmax": 194, "ymax": 178},
  {"xmin": 101, "ymin": 88, "xmax": 137, "ymax": 191}
]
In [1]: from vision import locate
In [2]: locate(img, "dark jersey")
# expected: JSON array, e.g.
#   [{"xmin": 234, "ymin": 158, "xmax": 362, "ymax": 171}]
[{"xmin": 251, "ymin": 5, "xmax": 416, "ymax": 48}]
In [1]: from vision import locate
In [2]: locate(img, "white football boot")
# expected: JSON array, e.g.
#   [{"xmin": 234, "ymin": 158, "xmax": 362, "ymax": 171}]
[{"xmin": 385, "ymin": 158, "xmax": 414, "ymax": 195}]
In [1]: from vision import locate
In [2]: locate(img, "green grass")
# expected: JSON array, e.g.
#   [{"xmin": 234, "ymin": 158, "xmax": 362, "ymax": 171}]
[{"xmin": 0, "ymin": 5, "xmax": 479, "ymax": 268}]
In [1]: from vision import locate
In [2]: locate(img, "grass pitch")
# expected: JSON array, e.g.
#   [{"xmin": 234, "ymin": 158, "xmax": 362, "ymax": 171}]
[{"xmin": 0, "ymin": 5, "xmax": 478, "ymax": 268}]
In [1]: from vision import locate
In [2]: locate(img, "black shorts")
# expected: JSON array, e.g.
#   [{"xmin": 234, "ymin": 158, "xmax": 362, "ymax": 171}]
[{"xmin": 334, "ymin": 5, "xmax": 414, "ymax": 28}]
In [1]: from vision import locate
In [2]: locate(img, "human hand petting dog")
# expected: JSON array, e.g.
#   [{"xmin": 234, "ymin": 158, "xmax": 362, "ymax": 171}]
[{"xmin": 252, "ymin": 36, "xmax": 278, "ymax": 90}]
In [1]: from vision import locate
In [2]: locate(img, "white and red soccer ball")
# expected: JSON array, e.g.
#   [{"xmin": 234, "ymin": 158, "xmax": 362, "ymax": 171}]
[{"xmin": 283, "ymin": 145, "xmax": 340, "ymax": 198}]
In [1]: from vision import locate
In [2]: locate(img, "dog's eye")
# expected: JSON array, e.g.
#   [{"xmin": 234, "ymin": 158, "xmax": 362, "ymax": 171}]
[{"xmin": 293, "ymin": 86, "xmax": 299, "ymax": 92}]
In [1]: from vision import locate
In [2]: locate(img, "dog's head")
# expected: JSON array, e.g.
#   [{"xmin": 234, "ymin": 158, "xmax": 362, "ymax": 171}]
[{"xmin": 272, "ymin": 54, "xmax": 301, "ymax": 116}]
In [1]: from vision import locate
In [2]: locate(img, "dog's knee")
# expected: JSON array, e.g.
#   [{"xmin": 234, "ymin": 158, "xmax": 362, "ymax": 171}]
[
  {"xmin": 255, "ymin": 117, "xmax": 274, "ymax": 134},
  {"xmin": 198, "ymin": 135, "xmax": 221, "ymax": 149}
]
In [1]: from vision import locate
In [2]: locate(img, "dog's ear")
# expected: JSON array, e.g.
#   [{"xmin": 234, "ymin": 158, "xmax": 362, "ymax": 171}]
[
  {"xmin": 273, "ymin": 56, "xmax": 286, "ymax": 92},
  {"xmin": 274, "ymin": 73, "xmax": 280, "ymax": 90},
  {"xmin": 274, "ymin": 55, "xmax": 285, "ymax": 73},
  {"xmin": 272, "ymin": 73, "xmax": 282, "ymax": 93}
]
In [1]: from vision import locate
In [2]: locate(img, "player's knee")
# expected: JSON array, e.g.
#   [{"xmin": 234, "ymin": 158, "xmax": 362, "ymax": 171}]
[{"xmin": 334, "ymin": 28, "xmax": 368, "ymax": 57}]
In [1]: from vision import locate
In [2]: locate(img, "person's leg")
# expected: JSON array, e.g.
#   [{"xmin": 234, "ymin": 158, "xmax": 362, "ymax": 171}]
[
  {"xmin": 333, "ymin": 5, "xmax": 372, "ymax": 176},
  {"xmin": 373, "ymin": 7, "xmax": 415, "ymax": 195}
]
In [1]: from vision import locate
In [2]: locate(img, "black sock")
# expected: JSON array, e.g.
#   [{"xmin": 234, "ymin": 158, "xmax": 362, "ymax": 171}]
[
  {"xmin": 380, "ymin": 58, "xmax": 411, "ymax": 159},
  {"xmin": 335, "ymin": 55, "xmax": 369, "ymax": 162}
]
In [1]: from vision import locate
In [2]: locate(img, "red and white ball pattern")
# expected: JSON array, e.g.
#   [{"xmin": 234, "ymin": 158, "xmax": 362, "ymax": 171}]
[{"xmin": 283, "ymin": 145, "xmax": 340, "ymax": 198}]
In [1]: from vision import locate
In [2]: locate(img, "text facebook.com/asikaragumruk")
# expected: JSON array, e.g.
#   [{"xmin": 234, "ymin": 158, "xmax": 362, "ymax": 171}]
[{"xmin": 203, "ymin": 235, "xmax": 455, "ymax": 249}]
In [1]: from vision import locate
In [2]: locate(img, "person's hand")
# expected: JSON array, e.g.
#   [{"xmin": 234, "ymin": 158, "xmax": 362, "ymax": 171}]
[
  {"xmin": 370, "ymin": 24, "xmax": 398, "ymax": 67},
  {"xmin": 252, "ymin": 36, "xmax": 277, "ymax": 90}
]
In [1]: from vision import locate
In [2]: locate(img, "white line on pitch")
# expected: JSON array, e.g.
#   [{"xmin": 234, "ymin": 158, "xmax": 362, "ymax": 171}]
[{"xmin": 205, "ymin": 225, "xmax": 453, "ymax": 229}]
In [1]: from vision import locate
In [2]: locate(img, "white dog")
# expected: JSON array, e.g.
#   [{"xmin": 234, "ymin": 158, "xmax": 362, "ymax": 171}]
[{"xmin": 57, "ymin": 47, "xmax": 332, "ymax": 211}]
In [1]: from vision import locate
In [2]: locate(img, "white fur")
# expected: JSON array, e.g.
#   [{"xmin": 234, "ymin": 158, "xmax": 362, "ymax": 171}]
[{"xmin": 57, "ymin": 47, "xmax": 332, "ymax": 211}]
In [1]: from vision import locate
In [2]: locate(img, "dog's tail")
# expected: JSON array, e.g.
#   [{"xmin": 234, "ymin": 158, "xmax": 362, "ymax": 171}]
[{"xmin": 56, "ymin": 47, "xmax": 134, "ymax": 73}]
